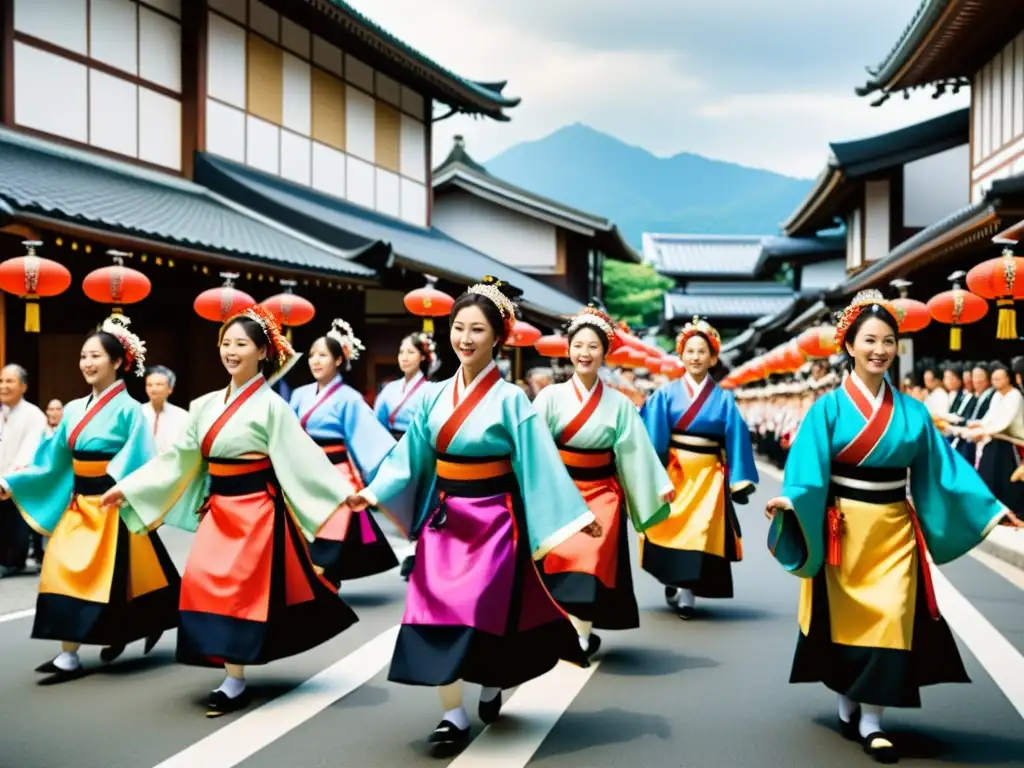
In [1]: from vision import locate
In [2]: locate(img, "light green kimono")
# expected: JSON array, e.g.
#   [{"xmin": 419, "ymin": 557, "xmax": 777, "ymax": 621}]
[{"xmin": 117, "ymin": 376, "xmax": 355, "ymax": 538}]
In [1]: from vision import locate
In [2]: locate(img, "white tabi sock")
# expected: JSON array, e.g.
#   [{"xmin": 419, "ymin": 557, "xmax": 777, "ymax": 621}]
[
  {"xmin": 443, "ymin": 706, "xmax": 469, "ymax": 730},
  {"xmin": 858, "ymin": 704, "xmax": 884, "ymax": 738},
  {"xmin": 215, "ymin": 675, "xmax": 247, "ymax": 699},
  {"xmin": 480, "ymin": 686, "xmax": 501, "ymax": 703},
  {"xmin": 53, "ymin": 651, "xmax": 80, "ymax": 671},
  {"xmin": 677, "ymin": 588, "xmax": 695, "ymax": 608},
  {"xmin": 838, "ymin": 693, "xmax": 857, "ymax": 723}
]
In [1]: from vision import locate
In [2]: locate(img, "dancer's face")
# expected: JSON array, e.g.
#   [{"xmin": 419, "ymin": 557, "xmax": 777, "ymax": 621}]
[
  {"xmin": 220, "ymin": 322, "xmax": 264, "ymax": 381},
  {"xmin": 846, "ymin": 316, "xmax": 896, "ymax": 378},
  {"xmin": 450, "ymin": 305, "xmax": 496, "ymax": 370},
  {"xmin": 570, "ymin": 327, "xmax": 605, "ymax": 377},
  {"xmin": 308, "ymin": 339, "xmax": 342, "ymax": 383},
  {"xmin": 398, "ymin": 339, "xmax": 424, "ymax": 375},
  {"xmin": 682, "ymin": 335, "xmax": 714, "ymax": 378},
  {"xmin": 80, "ymin": 336, "xmax": 119, "ymax": 389}
]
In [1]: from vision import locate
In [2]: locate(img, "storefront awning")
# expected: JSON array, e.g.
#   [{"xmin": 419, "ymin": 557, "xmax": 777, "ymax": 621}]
[
  {"xmin": 0, "ymin": 128, "xmax": 378, "ymax": 280},
  {"xmin": 195, "ymin": 154, "xmax": 582, "ymax": 322}
]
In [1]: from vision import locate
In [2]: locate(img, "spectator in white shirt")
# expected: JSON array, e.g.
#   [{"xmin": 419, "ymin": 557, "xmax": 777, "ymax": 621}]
[
  {"xmin": 44, "ymin": 399, "xmax": 63, "ymax": 438},
  {"xmin": 141, "ymin": 366, "xmax": 188, "ymax": 453},
  {"xmin": 922, "ymin": 367, "xmax": 950, "ymax": 419},
  {"xmin": 0, "ymin": 364, "xmax": 47, "ymax": 574}
]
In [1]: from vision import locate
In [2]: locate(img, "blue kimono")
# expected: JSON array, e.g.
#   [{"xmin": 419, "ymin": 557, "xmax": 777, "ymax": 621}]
[
  {"xmin": 374, "ymin": 372, "xmax": 430, "ymax": 438},
  {"xmin": 290, "ymin": 373, "xmax": 402, "ymax": 582},
  {"xmin": 637, "ymin": 375, "xmax": 758, "ymax": 599},
  {"xmin": 769, "ymin": 373, "xmax": 1008, "ymax": 706},
  {"xmin": 3, "ymin": 380, "xmax": 180, "ymax": 646}
]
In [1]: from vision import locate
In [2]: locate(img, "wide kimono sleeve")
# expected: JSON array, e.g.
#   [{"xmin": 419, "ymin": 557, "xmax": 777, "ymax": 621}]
[
  {"xmin": 613, "ymin": 399, "xmax": 671, "ymax": 532},
  {"xmin": 106, "ymin": 402, "xmax": 158, "ymax": 482},
  {"xmin": 723, "ymin": 391, "xmax": 758, "ymax": 502},
  {"xmin": 364, "ymin": 389, "xmax": 442, "ymax": 537},
  {"xmin": 3, "ymin": 416, "xmax": 74, "ymax": 536},
  {"xmin": 908, "ymin": 400, "xmax": 1009, "ymax": 564},
  {"xmin": 342, "ymin": 394, "xmax": 396, "ymax": 484},
  {"xmin": 507, "ymin": 391, "xmax": 595, "ymax": 560},
  {"xmin": 266, "ymin": 396, "xmax": 355, "ymax": 538},
  {"xmin": 373, "ymin": 385, "xmax": 391, "ymax": 428},
  {"xmin": 767, "ymin": 395, "xmax": 836, "ymax": 579},
  {"xmin": 118, "ymin": 399, "xmax": 208, "ymax": 534},
  {"xmin": 639, "ymin": 386, "xmax": 672, "ymax": 464}
]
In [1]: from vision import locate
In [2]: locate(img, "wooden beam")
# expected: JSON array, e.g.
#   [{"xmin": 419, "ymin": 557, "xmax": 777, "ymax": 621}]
[
  {"xmin": 0, "ymin": 0, "xmax": 12, "ymax": 127},
  {"xmin": 0, "ymin": 223, "xmax": 42, "ymax": 241}
]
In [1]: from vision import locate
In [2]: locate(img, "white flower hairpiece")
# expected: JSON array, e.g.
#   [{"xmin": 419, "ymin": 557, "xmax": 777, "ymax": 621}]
[
  {"xmin": 466, "ymin": 276, "xmax": 517, "ymax": 335},
  {"xmin": 101, "ymin": 314, "xmax": 147, "ymax": 377},
  {"xmin": 408, "ymin": 331, "xmax": 440, "ymax": 375},
  {"xmin": 327, "ymin": 318, "xmax": 365, "ymax": 362}
]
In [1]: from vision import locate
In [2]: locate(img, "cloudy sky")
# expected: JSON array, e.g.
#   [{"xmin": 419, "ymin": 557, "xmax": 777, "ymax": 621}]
[{"xmin": 347, "ymin": 0, "xmax": 969, "ymax": 179}]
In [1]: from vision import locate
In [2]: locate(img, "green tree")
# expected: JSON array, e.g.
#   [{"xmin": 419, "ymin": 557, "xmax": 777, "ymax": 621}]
[{"xmin": 602, "ymin": 259, "xmax": 675, "ymax": 328}]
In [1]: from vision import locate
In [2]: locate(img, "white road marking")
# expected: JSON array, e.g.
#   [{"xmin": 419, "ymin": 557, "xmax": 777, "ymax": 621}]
[
  {"xmin": 151, "ymin": 625, "xmax": 400, "ymax": 768},
  {"xmin": 448, "ymin": 660, "xmax": 600, "ymax": 767},
  {"xmin": 968, "ymin": 549, "xmax": 1024, "ymax": 590},
  {"xmin": 0, "ymin": 608, "xmax": 34, "ymax": 624}
]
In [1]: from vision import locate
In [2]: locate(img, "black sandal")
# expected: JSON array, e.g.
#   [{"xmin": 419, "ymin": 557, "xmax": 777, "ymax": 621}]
[
  {"xmin": 428, "ymin": 719, "xmax": 470, "ymax": 745},
  {"xmin": 479, "ymin": 691, "xmax": 502, "ymax": 724},
  {"xmin": 861, "ymin": 731, "xmax": 898, "ymax": 763},
  {"xmin": 100, "ymin": 644, "xmax": 126, "ymax": 663},
  {"xmin": 205, "ymin": 689, "xmax": 251, "ymax": 718},
  {"xmin": 585, "ymin": 633, "xmax": 602, "ymax": 658},
  {"xmin": 839, "ymin": 707, "xmax": 861, "ymax": 741}
]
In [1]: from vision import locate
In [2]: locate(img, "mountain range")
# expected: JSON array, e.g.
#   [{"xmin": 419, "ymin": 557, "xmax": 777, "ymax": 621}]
[{"xmin": 482, "ymin": 124, "xmax": 814, "ymax": 246}]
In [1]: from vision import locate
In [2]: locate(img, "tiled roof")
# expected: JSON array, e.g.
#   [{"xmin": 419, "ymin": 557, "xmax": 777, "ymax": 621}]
[
  {"xmin": 643, "ymin": 234, "xmax": 765, "ymax": 276},
  {"xmin": 664, "ymin": 292, "xmax": 795, "ymax": 320},
  {"xmin": 0, "ymin": 128, "xmax": 377, "ymax": 279}
]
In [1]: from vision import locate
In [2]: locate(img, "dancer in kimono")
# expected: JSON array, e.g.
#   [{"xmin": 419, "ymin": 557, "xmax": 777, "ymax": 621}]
[
  {"xmin": 292, "ymin": 318, "xmax": 400, "ymax": 585},
  {"xmin": 375, "ymin": 332, "xmax": 437, "ymax": 439},
  {"xmin": 101, "ymin": 307, "xmax": 358, "ymax": 716},
  {"xmin": 533, "ymin": 305, "xmax": 673, "ymax": 651},
  {"xmin": 0, "ymin": 315, "xmax": 179, "ymax": 682},
  {"xmin": 345, "ymin": 276, "xmax": 598, "ymax": 747},
  {"xmin": 765, "ymin": 290, "xmax": 1023, "ymax": 762},
  {"xmin": 640, "ymin": 316, "xmax": 758, "ymax": 618}
]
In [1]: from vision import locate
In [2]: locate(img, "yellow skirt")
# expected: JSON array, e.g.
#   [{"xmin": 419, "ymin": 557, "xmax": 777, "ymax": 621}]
[
  {"xmin": 639, "ymin": 446, "xmax": 741, "ymax": 597},
  {"xmin": 32, "ymin": 494, "xmax": 180, "ymax": 645},
  {"xmin": 790, "ymin": 495, "xmax": 969, "ymax": 707}
]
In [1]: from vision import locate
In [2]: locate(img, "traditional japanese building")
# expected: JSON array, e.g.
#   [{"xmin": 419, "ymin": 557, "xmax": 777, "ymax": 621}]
[{"xmin": 0, "ymin": 0, "xmax": 583, "ymax": 402}]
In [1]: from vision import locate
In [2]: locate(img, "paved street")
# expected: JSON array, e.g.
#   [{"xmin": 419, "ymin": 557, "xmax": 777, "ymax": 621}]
[{"xmin": 1, "ymin": 470, "xmax": 1022, "ymax": 768}]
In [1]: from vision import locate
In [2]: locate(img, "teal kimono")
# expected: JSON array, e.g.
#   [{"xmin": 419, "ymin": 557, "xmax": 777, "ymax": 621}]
[
  {"xmin": 768, "ymin": 374, "xmax": 1008, "ymax": 706},
  {"xmin": 364, "ymin": 361, "xmax": 594, "ymax": 689},
  {"xmin": 3, "ymin": 381, "xmax": 179, "ymax": 646}
]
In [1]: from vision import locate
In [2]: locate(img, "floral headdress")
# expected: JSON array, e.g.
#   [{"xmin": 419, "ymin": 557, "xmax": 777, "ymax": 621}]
[
  {"xmin": 466, "ymin": 275, "xmax": 517, "ymax": 337},
  {"xmin": 221, "ymin": 305, "xmax": 296, "ymax": 367},
  {"xmin": 100, "ymin": 314, "xmax": 147, "ymax": 377},
  {"xmin": 406, "ymin": 331, "xmax": 440, "ymax": 375},
  {"xmin": 834, "ymin": 289, "xmax": 898, "ymax": 347},
  {"xmin": 566, "ymin": 304, "xmax": 622, "ymax": 351},
  {"xmin": 676, "ymin": 315, "xmax": 722, "ymax": 356},
  {"xmin": 326, "ymin": 318, "xmax": 365, "ymax": 364}
]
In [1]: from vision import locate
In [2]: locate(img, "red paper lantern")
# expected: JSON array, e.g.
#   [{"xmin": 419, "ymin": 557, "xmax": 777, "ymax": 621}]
[
  {"xmin": 506, "ymin": 320, "xmax": 541, "ymax": 347},
  {"xmin": 535, "ymin": 333, "xmax": 569, "ymax": 358},
  {"xmin": 645, "ymin": 356, "xmax": 664, "ymax": 374},
  {"xmin": 260, "ymin": 280, "xmax": 316, "ymax": 340},
  {"xmin": 926, "ymin": 273, "xmax": 988, "ymax": 351},
  {"xmin": 888, "ymin": 279, "xmax": 931, "ymax": 334},
  {"xmin": 82, "ymin": 249, "xmax": 151, "ymax": 313},
  {"xmin": 194, "ymin": 272, "xmax": 256, "ymax": 323},
  {"xmin": 661, "ymin": 356, "xmax": 684, "ymax": 379},
  {"xmin": 966, "ymin": 246, "xmax": 1024, "ymax": 339},
  {"xmin": 404, "ymin": 275, "xmax": 454, "ymax": 333},
  {"xmin": 0, "ymin": 240, "xmax": 72, "ymax": 332},
  {"xmin": 796, "ymin": 325, "xmax": 839, "ymax": 359},
  {"xmin": 781, "ymin": 341, "xmax": 806, "ymax": 372}
]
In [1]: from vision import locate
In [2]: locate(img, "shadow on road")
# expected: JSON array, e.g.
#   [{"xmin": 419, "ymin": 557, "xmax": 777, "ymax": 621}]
[
  {"xmin": 528, "ymin": 707, "xmax": 672, "ymax": 758},
  {"xmin": 597, "ymin": 646, "xmax": 719, "ymax": 676},
  {"xmin": 338, "ymin": 591, "xmax": 399, "ymax": 608}
]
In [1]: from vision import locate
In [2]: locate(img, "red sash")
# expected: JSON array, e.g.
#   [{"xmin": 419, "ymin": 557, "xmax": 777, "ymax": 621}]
[
  {"xmin": 388, "ymin": 376, "xmax": 426, "ymax": 426},
  {"xmin": 835, "ymin": 377, "xmax": 894, "ymax": 465},
  {"xmin": 201, "ymin": 378, "xmax": 265, "ymax": 459},
  {"xmin": 68, "ymin": 381, "xmax": 126, "ymax": 450},
  {"xmin": 673, "ymin": 379, "xmax": 714, "ymax": 432},
  {"xmin": 299, "ymin": 379, "xmax": 345, "ymax": 430},
  {"xmin": 436, "ymin": 366, "xmax": 501, "ymax": 454},
  {"xmin": 560, "ymin": 380, "xmax": 603, "ymax": 445}
]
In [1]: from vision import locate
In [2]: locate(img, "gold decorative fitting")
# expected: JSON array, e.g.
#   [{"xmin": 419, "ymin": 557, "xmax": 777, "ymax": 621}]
[
  {"xmin": 466, "ymin": 277, "xmax": 518, "ymax": 334},
  {"xmin": 834, "ymin": 289, "xmax": 896, "ymax": 347}
]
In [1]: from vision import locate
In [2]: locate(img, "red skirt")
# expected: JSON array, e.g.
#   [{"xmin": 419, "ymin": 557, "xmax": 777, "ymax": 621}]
[
  {"xmin": 308, "ymin": 441, "xmax": 398, "ymax": 585},
  {"xmin": 176, "ymin": 458, "xmax": 357, "ymax": 667}
]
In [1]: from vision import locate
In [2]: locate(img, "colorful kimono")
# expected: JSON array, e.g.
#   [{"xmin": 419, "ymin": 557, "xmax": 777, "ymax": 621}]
[
  {"xmin": 365, "ymin": 361, "xmax": 595, "ymax": 688},
  {"xmin": 533, "ymin": 375, "xmax": 671, "ymax": 628},
  {"xmin": 116, "ymin": 375, "xmax": 358, "ymax": 667},
  {"xmin": 768, "ymin": 374, "xmax": 1008, "ymax": 707},
  {"xmin": 640, "ymin": 374, "xmax": 758, "ymax": 597},
  {"xmin": 4, "ymin": 381, "xmax": 179, "ymax": 646},
  {"xmin": 290, "ymin": 374, "xmax": 400, "ymax": 584},
  {"xmin": 375, "ymin": 371, "xmax": 429, "ymax": 439}
]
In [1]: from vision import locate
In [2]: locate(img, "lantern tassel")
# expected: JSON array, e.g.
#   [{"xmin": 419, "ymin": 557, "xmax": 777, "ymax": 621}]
[
  {"xmin": 950, "ymin": 326, "xmax": 962, "ymax": 351},
  {"xmin": 826, "ymin": 506, "xmax": 843, "ymax": 567},
  {"xmin": 996, "ymin": 299, "xmax": 1017, "ymax": 340},
  {"xmin": 423, "ymin": 317, "xmax": 434, "ymax": 334},
  {"xmin": 285, "ymin": 327, "xmax": 293, "ymax": 343},
  {"xmin": 112, "ymin": 306, "xmax": 123, "ymax": 315},
  {"xmin": 24, "ymin": 300, "xmax": 40, "ymax": 333}
]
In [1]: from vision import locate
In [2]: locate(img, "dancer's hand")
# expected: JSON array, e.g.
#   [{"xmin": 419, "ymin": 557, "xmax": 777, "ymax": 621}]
[
  {"xmin": 764, "ymin": 497, "xmax": 789, "ymax": 520},
  {"xmin": 100, "ymin": 488, "xmax": 125, "ymax": 508},
  {"xmin": 345, "ymin": 492, "xmax": 370, "ymax": 511},
  {"xmin": 660, "ymin": 488, "xmax": 676, "ymax": 504},
  {"xmin": 1000, "ymin": 510, "xmax": 1024, "ymax": 528},
  {"xmin": 1011, "ymin": 465, "xmax": 1024, "ymax": 483},
  {"xmin": 581, "ymin": 520, "xmax": 603, "ymax": 538}
]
